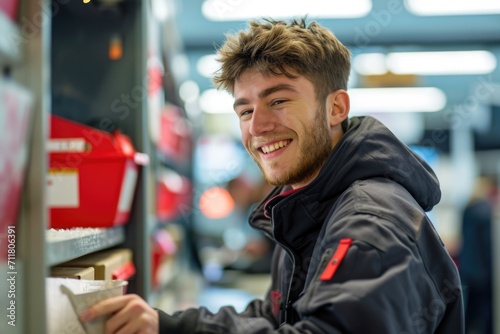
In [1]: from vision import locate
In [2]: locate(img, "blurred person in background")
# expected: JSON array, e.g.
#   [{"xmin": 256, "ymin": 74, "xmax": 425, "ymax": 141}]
[
  {"xmin": 79, "ymin": 18, "xmax": 464, "ymax": 333},
  {"xmin": 459, "ymin": 175, "xmax": 497, "ymax": 334}
]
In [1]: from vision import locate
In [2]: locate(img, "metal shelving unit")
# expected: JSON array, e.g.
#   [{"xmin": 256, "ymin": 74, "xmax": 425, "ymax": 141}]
[
  {"xmin": 46, "ymin": 227, "xmax": 126, "ymax": 266},
  {"xmin": 7, "ymin": 0, "xmax": 51, "ymax": 333},
  {"xmin": 2, "ymin": 1, "xmax": 151, "ymax": 333},
  {"xmin": 1, "ymin": 1, "xmax": 192, "ymax": 333}
]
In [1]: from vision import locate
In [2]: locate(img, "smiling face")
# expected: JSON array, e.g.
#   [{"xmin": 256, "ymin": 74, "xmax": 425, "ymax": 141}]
[{"xmin": 233, "ymin": 70, "xmax": 335, "ymax": 189}]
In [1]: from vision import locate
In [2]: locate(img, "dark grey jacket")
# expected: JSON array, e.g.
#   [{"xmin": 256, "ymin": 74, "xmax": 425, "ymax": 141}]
[{"xmin": 158, "ymin": 116, "xmax": 464, "ymax": 333}]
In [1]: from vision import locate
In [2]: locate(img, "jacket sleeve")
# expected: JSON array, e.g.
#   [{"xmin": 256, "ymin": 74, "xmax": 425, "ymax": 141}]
[
  {"xmin": 292, "ymin": 236, "xmax": 462, "ymax": 334},
  {"xmin": 159, "ymin": 242, "xmax": 395, "ymax": 334},
  {"xmin": 294, "ymin": 239, "xmax": 402, "ymax": 333},
  {"xmin": 157, "ymin": 298, "xmax": 280, "ymax": 333},
  {"xmin": 157, "ymin": 241, "xmax": 406, "ymax": 334},
  {"xmin": 159, "ymin": 229, "xmax": 462, "ymax": 333}
]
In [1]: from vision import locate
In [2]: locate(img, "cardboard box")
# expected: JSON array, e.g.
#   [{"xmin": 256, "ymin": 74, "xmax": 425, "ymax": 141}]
[
  {"xmin": 50, "ymin": 267, "xmax": 95, "ymax": 280},
  {"xmin": 62, "ymin": 248, "xmax": 134, "ymax": 280}
]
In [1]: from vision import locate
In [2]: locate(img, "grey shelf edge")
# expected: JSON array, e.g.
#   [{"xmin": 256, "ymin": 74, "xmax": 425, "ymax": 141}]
[
  {"xmin": 0, "ymin": 11, "xmax": 22, "ymax": 68},
  {"xmin": 47, "ymin": 227, "xmax": 126, "ymax": 266}
]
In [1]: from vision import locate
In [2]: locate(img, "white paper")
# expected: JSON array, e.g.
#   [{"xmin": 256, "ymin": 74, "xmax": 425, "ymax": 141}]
[{"xmin": 46, "ymin": 278, "xmax": 127, "ymax": 334}]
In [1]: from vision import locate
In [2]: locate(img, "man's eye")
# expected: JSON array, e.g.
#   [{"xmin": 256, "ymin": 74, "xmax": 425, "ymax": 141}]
[
  {"xmin": 240, "ymin": 109, "xmax": 253, "ymax": 117},
  {"xmin": 272, "ymin": 100, "xmax": 286, "ymax": 106}
]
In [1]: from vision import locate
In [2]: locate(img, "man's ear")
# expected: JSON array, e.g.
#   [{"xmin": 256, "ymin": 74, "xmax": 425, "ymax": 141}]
[{"xmin": 325, "ymin": 90, "xmax": 350, "ymax": 127}]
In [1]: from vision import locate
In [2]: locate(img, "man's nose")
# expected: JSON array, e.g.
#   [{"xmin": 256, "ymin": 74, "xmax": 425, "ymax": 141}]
[{"xmin": 248, "ymin": 106, "xmax": 275, "ymax": 136}]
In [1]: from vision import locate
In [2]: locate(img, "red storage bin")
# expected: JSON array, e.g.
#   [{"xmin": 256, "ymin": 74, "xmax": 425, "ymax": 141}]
[
  {"xmin": 156, "ymin": 169, "xmax": 192, "ymax": 222},
  {"xmin": 48, "ymin": 115, "xmax": 148, "ymax": 229},
  {"xmin": 151, "ymin": 228, "xmax": 177, "ymax": 289},
  {"xmin": 0, "ymin": 0, "xmax": 19, "ymax": 21},
  {"xmin": 158, "ymin": 105, "xmax": 192, "ymax": 164}
]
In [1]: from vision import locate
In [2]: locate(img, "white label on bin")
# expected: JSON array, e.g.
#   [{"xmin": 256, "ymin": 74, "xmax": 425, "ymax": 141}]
[
  {"xmin": 118, "ymin": 165, "xmax": 138, "ymax": 212},
  {"xmin": 48, "ymin": 138, "xmax": 88, "ymax": 152},
  {"xmin": 47, "ymin": 168, "xmax": 79, "ymax": 207}
]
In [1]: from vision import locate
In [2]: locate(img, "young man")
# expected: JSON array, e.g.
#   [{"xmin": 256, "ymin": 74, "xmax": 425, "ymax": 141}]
[{"xmin": 80, "ymin": 18, "xmax": 464, "ymax": 333}]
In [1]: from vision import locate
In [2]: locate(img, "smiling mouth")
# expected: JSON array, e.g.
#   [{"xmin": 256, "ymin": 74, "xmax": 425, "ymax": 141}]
[{"xmin": 260, "ymin": 140, "xmax": 291, "ymax": 154}]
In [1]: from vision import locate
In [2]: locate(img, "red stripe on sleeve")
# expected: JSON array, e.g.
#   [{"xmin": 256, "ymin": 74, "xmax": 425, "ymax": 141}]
[{"xmin": 320, "ymin": 238, "xmax": 352, "ymax": 281}]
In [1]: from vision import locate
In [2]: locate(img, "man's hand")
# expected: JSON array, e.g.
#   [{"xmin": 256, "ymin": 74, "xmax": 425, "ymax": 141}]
[{"xmin": 79, "ymin": 294, "xmax": 159, "ymax": 334}]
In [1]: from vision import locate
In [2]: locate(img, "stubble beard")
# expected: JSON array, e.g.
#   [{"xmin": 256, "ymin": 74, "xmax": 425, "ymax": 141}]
[{"xmin": 256, "ymin": 107, "xmax": 332, "ymax": 187}]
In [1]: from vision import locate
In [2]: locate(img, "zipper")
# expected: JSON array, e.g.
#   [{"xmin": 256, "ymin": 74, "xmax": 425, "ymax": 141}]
[
  {"xmin": 282, "ymin": 243, "xmax": 297, "ymax": 324},
  {"xmin": 271, "ymin": 227, "xmax": 297, "ymax": 325},
  {"xmin": 266, "ymin": 191, "xmax": 302, "ymax": 324}
]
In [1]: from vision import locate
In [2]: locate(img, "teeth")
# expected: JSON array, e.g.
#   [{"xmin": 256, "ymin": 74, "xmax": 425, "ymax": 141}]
[{"xmin": 261, "ymin": 140, "xmax": 289, "ymax": 154}]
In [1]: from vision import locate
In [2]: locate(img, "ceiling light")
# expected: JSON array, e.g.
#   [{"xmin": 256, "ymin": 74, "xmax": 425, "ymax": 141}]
[
  {"xmin": 197, "ymin": 54, "xmax": 220, "ymax": 78},
  {"xmin": 152, "ymin": 0, "xmax": 173, "ymax": 21},
  {"xmin": 353, "ymin": 53, "xmax": 388, "ymax": 75},
  {"xmin": 169, "ymin": 53, "xmax": 190, "ymax": 81},
  {"xmin": 202, "ymin": 0, "xmax": 371, "ymax": 21},
  {"xmin": 199, "ymin": 89, "xmax": 234, "ymax": 114},
  {"xmin": 370, "ymin": 113, "xmax": 424, "ymax": 144},
  {"xmin": 405, "ymin": 0, "xmax": 500, "ymax": 16},
  {"xmin": 349, "ymin": 87, "xmax": 446, "ymax": 114},
  {"xmin": 388, "ymin": 51, "xmax": 496, "ymax": 75},
  {"xmin": 354, "ymin": 50, "xmax": 496, "ymax": 75},
  {"xmin": 179, "ymin": 80, "xmax": 200, "ymax": 103}
]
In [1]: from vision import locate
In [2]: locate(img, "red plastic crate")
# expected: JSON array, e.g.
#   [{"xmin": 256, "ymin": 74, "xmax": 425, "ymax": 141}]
[
  {"xmin": 158, "ymin": 105, "xmax": 192, "ymax": 163},
  {"xmin": 156, "ymin": 169, "xmax": 192, "ymax": 222},
  {"xmin": 48, "ymin": 115, "xmax": 148, "ymax": 229},
  {"xmin": 0, "ymin": 0, "xmax": 19, "ymax": 21},
  {"xmin": 151, "ymin": 229, "xmax": 177, "ymax": 289}
]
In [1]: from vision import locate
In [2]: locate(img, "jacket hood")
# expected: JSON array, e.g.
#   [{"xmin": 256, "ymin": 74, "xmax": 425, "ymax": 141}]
[
  {"xmin": 311, "ymin": 116, "xmax": 441, "ymax": 211},
  {"xmin": 250, "ymin": 116, "xmax": 441, "ymax": 231}
]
